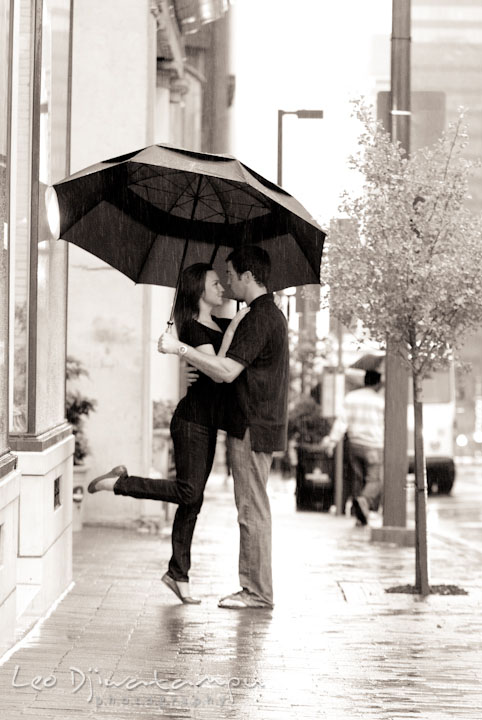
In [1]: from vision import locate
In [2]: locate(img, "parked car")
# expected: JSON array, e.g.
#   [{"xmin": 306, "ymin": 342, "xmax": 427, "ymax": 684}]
[{"xmin": 407, "ymin": 366, "xmax": 456, "ymax": 494}]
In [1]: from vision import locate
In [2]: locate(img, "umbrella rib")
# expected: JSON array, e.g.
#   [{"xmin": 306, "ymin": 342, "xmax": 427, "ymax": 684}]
[
  {"xmin": 136, "ymin": 172, "xmax": 195, "ymax": 197},
  {"xmin": 205, "ymin": 178, "xmax": 231, "ymax": 223},
  {"xmin": 167, "ymin": 173, "xmax": 199, "ymax": 215},
  {"xmin": 216, "ymin": 178, "xmax": 272, "ymax": 211},
  {"xmin": 134, "ymin": 166, "xmax": 271, "ymax": 212},
  {"xmin": 130, "ymin": 167, "xmax": 272, "ymax": 222},
  {"xmin": 132, "ymin": 168, "xmax": 199, "ymax": 216},
  {"xmin": 198, "ymin": 193, "xmax": 264, "ymax": 223}
]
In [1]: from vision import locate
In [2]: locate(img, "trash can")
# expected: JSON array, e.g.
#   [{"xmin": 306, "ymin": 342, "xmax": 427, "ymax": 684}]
[
  {"xmin": 289, "ymin": 391, "xmax": 351, "ymax": 512},
  {"xmin": 295, "ymin": 443, "xmax": 334, "ymax": 511},
  {"xmin": 295, "ymin": 436, "xmax": 352, "ymax": 512}
]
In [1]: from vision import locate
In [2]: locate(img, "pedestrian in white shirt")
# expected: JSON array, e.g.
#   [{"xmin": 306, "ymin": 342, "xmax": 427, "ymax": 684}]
[{"xmin": 321, "ymin": 370, "xmax": 384, "ymax": 526}]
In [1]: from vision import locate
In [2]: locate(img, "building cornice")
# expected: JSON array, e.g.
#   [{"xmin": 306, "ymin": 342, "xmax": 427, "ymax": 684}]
[{"xmin": 151, "ymin": 0, "xmax": 185, "ymax": 80}]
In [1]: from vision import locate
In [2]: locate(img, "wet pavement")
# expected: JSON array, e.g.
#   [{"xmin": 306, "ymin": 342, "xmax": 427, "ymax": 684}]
[{"xmin": 1, "ymin": 466, "xmax": 482, "ymax": 719}]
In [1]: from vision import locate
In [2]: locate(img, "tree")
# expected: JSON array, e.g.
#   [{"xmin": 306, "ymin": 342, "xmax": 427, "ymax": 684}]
[
  {"xmin": 66, "ymin": 356, "xmax": 97, "ymax": 465},
  {"xmin": 322, "ymin": 100, "xmax": 482, "ymax": 595}
]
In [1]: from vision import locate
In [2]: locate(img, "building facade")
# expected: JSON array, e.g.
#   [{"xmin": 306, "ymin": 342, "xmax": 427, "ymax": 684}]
[
  {"xmin": 1, "ymin": 0, "xmax": 74, "ymax": 656},
  {"xmin": 0, "ymin": 0, "xmax": 231, "ymax": 657},
  {"xmin": 411, "ymin": 0, "xmax": 482, "ymax": 458}
]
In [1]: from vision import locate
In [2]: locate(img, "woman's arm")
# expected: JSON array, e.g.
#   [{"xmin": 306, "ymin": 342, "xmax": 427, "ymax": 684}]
[
  {"xmin": 186, "ymin": 308, "xmax": 250, "ymax": 361},
  {"xmin": 218, "ymin": 307, "xmax": 251, "ymax": 358},
  {"xmin": 189, "ymin": 343, "xmax": 222, "ymax": 383},
  {"xmin": 161, "ymin": 310, "xmax": 250, "ymax": 384}
]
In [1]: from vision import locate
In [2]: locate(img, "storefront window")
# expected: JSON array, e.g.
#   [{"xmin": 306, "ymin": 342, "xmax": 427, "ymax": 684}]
[
  {"xmin": 34, "ymin": 0, "xmax": 71, "ymax": 433},
  {"xmin": 9, "ymin": 0, "xmax": 34, "ymax": 434},
  {"xmin": 0, "ymin": 0, "xmax": 11, "ymax": 454},
  {"xmin": 9, "ymin": 0, "xmax": 71, "ymax": 437}
]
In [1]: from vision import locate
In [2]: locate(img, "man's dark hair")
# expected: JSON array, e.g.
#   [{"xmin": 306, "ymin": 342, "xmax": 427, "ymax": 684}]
[
  {"xmin": 364, "ymin": 370, "xmax": 381, "ymax": 387},
  {"xmin": 226, "ymin": 245, "xmax": 271, "ymax": 287}
]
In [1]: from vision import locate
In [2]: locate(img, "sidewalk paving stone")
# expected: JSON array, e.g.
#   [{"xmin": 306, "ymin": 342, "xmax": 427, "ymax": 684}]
[{"xmin": 0, "ymin": 473, "xmax": 481, "ymax": 719}]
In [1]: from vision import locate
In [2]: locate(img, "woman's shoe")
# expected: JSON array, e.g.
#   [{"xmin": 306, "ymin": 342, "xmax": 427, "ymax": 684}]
[
  {"xmin": 87, "ymin": 465, "xmax": 128, "ymax": 493},
  {"xmin": 161, "ymin": 573, "xmax": 201, "ymax": 605}
]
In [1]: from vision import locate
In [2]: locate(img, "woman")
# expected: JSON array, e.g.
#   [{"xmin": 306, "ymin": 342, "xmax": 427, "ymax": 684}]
[{"xmin": 87, "ymin": 263, "xmax": 249, "ymax": 604}]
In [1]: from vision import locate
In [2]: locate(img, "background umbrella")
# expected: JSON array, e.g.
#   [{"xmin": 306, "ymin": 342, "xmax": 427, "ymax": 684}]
[
  {"xmin": 346, "ymin": 352, "xmax": 385, "ymax": 390},
  {"xmin": 50, "ymin": 144, "xmax": 325, "ymax": 324},
  {"xmin": 349, "ymin": 353, "xmax": 385, "ymax": 371}
]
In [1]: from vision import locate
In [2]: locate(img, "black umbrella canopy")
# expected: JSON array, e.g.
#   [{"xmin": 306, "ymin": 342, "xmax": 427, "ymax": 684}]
[{"xmin": 52, "ymin": 144, "xmax": 326, "ymax": 296}]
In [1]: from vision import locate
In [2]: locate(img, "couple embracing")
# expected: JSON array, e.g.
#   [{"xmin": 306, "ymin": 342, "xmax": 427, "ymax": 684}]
[{"xmin": 88, "ymin": 245, "xmax": 289, "ymax": 610}]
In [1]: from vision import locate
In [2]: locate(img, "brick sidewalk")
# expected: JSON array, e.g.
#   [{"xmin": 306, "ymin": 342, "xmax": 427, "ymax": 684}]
[{"xmin": 1, "ymin": 474, "xmax": 482, "ymax": 719}]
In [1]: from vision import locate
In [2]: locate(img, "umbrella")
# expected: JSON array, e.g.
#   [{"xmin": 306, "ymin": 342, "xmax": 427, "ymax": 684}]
[
  {"xmin": 50, "ymin": 144, "xmax": 326, "ymax": 312},
  {"xmin": 350, "ymin": 353, "xmax": 385, "ymax": 371}
]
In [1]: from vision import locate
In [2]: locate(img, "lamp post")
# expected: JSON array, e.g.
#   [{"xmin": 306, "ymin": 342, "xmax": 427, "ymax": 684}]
[
  {"xmin": 277, "ymin": 109, "xmax": 345, "ymax": 513},
  {"xmin": 277, "ymin": 109, "xmax": 324, "ymax": 187},
  {"xmin": 276, "ymin": 109, "xmax": 324, "ymax": 395},
  {"xmin": 277, "ymin": 107, "xmax": 323, "ymax": 396}
]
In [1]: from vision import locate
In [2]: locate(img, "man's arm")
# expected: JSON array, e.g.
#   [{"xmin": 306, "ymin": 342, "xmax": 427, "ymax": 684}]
[
  {"xmin": 320, "ymin": 416, "xmax": 348, "ymax": 456},
  {"xmin": 158, "ymin": 332, "xmax": 244, "ymax": 383}
]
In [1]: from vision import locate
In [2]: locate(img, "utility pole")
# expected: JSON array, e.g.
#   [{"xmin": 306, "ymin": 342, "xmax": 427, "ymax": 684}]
[
  {"xmin": 388, "ymin": 0, "xmax": 429, "ymax": 594},
  {"xmin": 372, "ymin": 0, "xmax": 412, "ymax": 546}
]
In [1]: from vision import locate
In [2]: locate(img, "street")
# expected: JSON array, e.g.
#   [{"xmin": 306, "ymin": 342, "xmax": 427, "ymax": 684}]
[{"xmin": 426, "ymin": 461, "xmax": 482, "ymax": 555}]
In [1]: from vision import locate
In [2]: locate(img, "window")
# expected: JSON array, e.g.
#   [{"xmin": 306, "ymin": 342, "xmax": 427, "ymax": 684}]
[
  {"xmin": 0, "ymin": 0, "xmax": 11, "ymax": 454},
  {"xmin": 9, "ymin": 0, "xmax": 72, "ymax": 437},
  {"xmin": 9, "ymin": 0, "xmax": 35, "ymax": 434},
  {"xmin": 33, "ymin": 0, "xmax": 71, "ymax": 434}
]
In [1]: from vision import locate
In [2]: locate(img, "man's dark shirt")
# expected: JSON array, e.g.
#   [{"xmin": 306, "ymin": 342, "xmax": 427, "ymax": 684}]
[{"xmin": 225, "ymin": 293, "xmax": 289, "ymax": 453}]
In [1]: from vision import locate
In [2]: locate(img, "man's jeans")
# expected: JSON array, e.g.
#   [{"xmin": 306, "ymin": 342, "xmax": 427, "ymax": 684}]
[
  {"xmin": 348, "ymin": 442, "xmax": 383, "ymax": 511},
  {"xmin": 228, "ymin": 429, "xmax": 273, "ymax": 607},
  {"xmin": 114, "ymin": 413, "xmax": 217, "ymax": 582}
]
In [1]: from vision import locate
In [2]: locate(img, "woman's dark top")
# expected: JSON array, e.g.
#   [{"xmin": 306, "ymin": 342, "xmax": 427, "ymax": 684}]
[{"xmin": 174, "ymin": 317, "xmax": 230, "ymax": 428}]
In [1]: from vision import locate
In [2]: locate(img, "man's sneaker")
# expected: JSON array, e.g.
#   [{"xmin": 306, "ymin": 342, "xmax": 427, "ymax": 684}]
[{"xmin": 218, "ymin": 589, "xmax": 273, "ymax": 609}]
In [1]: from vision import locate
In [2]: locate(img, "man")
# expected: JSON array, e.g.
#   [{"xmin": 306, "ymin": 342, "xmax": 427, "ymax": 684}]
[
  {"xmin": 159, "ymin": 245, "xmax": 289, "ymax": 609},
  {"xmin": 321, "ymin": 369, "xmax": 384, "ymax": 526}
]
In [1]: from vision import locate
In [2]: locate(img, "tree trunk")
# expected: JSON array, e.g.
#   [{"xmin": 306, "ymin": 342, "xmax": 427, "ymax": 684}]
[{"xmin": 412, "ymin": 372, "xmax": 430, "ymax": 595}]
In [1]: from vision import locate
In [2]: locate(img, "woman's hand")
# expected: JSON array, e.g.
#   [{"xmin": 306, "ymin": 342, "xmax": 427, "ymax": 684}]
[
  {"xmin": 227, "ymin": 306, "xmax": 250, "ymax": 333},
  {"xmin": 218, "ymin": 307, "xmax": 250, "ymax": 359},
  {"xmin": 183, "ymin": 362, "xmax": 199, "ymax": 387},
  {"xmin": 158, "ymin": 333, "xmax": 181, "ymax": 355}
]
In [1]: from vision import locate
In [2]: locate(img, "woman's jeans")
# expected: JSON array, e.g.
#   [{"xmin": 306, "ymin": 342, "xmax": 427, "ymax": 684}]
[{"xmin": 114, "ymin": 413, "xmax": 217, "ymax": 582}]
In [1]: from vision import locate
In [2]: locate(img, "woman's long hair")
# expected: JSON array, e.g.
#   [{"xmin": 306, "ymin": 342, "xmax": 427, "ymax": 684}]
[{"xmin": 173, "ymin": 263, "xmax": 212, "ymax": 336}]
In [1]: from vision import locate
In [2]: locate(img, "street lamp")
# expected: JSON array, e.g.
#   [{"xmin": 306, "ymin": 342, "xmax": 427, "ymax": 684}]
[
  {"xmin": 277, "ymin": 109, "xmax": 324, "ymax": 186},
  {"xmin": 276, "ymin": 108, "xmax": 324, "ymax": 358},
  {"xmin": 276, "ymin": 107, "xmax": 324, "ymax": 372}
]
